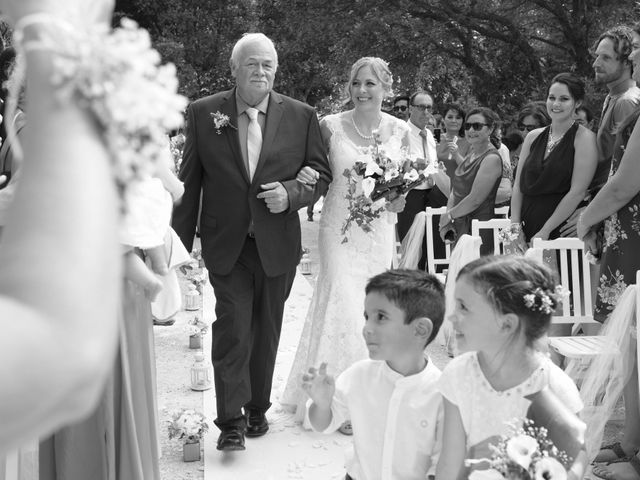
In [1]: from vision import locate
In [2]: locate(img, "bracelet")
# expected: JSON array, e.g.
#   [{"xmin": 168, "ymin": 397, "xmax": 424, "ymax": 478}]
[{"xmin": 10, "ymin": 13, "xmax": 187, "ymax": 207}]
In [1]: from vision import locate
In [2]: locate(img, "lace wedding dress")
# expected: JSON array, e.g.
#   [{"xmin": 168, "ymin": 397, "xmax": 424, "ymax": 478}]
[{"xmin": 281, "ymin": 112, "xmax": 409, "ymax": 418}]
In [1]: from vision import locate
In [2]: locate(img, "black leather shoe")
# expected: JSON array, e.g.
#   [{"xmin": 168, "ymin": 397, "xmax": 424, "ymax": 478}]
[
  {"xmin": 216, "ymin": 426, "xmax": 245, "ymax": 451},
  {"xmin": 245, "ymin": 409, "xmax": 269, "ymax": 437}
]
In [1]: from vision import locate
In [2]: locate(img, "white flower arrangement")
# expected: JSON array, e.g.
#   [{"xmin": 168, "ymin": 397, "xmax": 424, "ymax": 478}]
[
  {"xmin": 167, "ymin": 409, "xmax": 209, "ymax": 444},
  {"xmin": 11, "ymin": 14, "xmax": 188, "ymax": 205},
  {"xmin": 522, "ymin": 286, "xmax": 569, "ymax": 315},
  {"xmin": 210, "ymin": 111, "xmax": 237, "ymax": 134},
  {"xmin": 341, "ymin": 137, "xmax": 436, "ymax": 242},
  {"xmin": 184, "ymin": 316, "xmax": 208, "ymax": 337},
  {"xmin": 467, "ymin": 419, "xmax": 570, "ymax": 480}
]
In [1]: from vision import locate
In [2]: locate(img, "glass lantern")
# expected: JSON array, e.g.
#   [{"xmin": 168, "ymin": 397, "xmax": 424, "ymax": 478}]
[
  {"xmin": 190, "ymin": 352, "xmax": 213, "ymax": 391},
  {"xmin": 299, "ymin": 253, "xmax": 312, "ymax": 275},
  {"xmin": 184, "ymin": 285, "xmax": 201, "ymax": 311}
]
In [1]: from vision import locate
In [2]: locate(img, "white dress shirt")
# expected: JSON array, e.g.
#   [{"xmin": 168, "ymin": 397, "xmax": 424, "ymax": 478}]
[
  {"xmin": 407, "ymin": 120, "xmax": 437, "ymax": 190},
  {"xmin": 307, "ymin": 357, "xmax": 443, "ymax": 480}
]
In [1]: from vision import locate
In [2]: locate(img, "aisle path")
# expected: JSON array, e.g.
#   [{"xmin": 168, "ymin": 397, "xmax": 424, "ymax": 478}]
[{"xmin": 202, "ymin": 267, "xmax": 350, "ymax": 480}]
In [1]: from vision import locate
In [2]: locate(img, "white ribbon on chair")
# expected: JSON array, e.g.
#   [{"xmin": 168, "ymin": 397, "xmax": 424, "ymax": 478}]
[
  {"xmin": 579, "ymin": 284, "xmax": 636, "ymax": 463},
  {"xmin": 398, "ymin": 211, "xmax": 426, "ymax": 269},
  {"xmin": 438, "ymin": 234, "xmax": 482, "ymax": 356}
]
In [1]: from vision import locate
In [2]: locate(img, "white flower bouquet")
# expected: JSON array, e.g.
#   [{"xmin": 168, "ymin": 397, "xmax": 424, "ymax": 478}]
[
  {"xmin": 167, "ymin": 409, "xmax": 209, "ymax": 444},
  {"xmin": 467, "ymin": 419, "xmax": 572, "ymax": 480},
  {"xmin": 341, "ymin": 133, "xmax": 437, "ymax": 242}
]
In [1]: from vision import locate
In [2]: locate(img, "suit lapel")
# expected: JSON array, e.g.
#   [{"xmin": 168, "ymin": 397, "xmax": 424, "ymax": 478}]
[
  {"xmin": 219, "ymin": 89, "xmax": 250, "ymax": 184},
  {"xmin": 252, "ymin": 92, "xmax": 284, "ymax": 183}
]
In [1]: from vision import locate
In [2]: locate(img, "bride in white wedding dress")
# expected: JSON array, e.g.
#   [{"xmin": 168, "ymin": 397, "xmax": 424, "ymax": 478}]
[{"xmin": 281, "ymin": 57, "xmax": 410, "ymax": 419}]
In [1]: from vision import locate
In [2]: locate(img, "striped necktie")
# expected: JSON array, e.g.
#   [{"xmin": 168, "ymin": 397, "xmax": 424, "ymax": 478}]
[{"xmin": 246, "ymin": 107, "xmax": 262, "ymax": 180}]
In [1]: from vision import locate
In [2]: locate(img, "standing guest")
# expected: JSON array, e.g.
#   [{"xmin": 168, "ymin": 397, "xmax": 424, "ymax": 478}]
[
  {"xmin": 561, "ymin": 26, "xmax": 640, "ymax": 238},
  {"xmin": 435, "ymin": 256, "xmax": 584, "ymax": 480},
  {"xmin": 172, "ymin": 32, "xmax": 331, "ymax": 452},
  {"xmin": 436, "ymin": 103, "xmax": 470, "ymax": 179},
  {"xmin": 502, "ymin": 130, "xmax": 524, "ymax": 178},
  {"xmin": 492, "ymin": 122, "xmax": 513, "ymax": 207},
  {"xmin": 591, "ymin": 26, "xmax": 640, "ymax": 195},
  {"xmin": 577, "ymin": 24, "xmax": 640, "ymax": 472},
  {"xmin": 303, "ymin": 269, "xmax": 445, "ymax": 480},
  {"xmin": 509, "ymin": 73, "xmax": 597, "ymax": 249},
  {"xmin": 425, "ymin": 113, "xmax": 438, "ymax": 132},
  {"xmin": 575, "ymin": 104, "xmax": 595, "ymax": 130},
  {"xmin": 438, "ymin": 107, "xmax": 503, "ymax": 255},
  {"xmin": 516, "ymin": 101, "xmax": 551, "ymax": 136},
  {"xmin": 391, "ymin": 94, "xmax": 410, "ymax": 121},
  {"xmin": 397, "ymin": 91, "xmax": 449, "ymax": 270},
  {"xmin": 511, "ymin": 102, "xmax": 551, "ymax": 178},
  {"xmin": 281, "ymin": 57, "xmax": 408, "ymax": 430}
]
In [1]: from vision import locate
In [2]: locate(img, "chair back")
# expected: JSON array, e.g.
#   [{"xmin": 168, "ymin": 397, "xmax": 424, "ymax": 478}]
[
  {"xmin": 494, "ymin": 205, "xmax": 510, "ymax": 218},
  {"xmin": 471, "ymin": 218, "xmax": 511, "ymax": 255},
  {"xmin": 530, "ymin": 238, "xmax": 593, "ymax": 333},
  {"xmin": 425, "ymin": 206, "xmax": 451, "ymax": 274}
]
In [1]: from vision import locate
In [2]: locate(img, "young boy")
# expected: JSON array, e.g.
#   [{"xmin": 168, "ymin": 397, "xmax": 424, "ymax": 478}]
[{"xmin": 302, "ymin": 269, "xmax": 445, "ymax": 480}]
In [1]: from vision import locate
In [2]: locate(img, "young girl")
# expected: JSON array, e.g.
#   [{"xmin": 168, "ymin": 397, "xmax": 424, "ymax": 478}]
[{"xmin": 435, "ymin": 255, "xmax": 583, "ymax": 479}]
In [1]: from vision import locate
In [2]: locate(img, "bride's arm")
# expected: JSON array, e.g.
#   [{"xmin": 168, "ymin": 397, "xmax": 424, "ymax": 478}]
[{"xmin": 0, "ymin": 0, "xmax": 120, "ymax": 450}]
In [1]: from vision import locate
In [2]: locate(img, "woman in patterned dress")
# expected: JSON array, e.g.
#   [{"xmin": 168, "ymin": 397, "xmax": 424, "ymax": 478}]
[{"xmin": 578, "ymin": 24, "xmax": 640, "ymax": 478}]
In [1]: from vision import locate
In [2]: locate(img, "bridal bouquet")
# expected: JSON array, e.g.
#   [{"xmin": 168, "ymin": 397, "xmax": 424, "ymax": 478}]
[
  {"xmin": 467, "ymin": 419, "xmax": 571, "ymax": 480},
  {"xmin": 341, "ymin": 135, "xmax": 437, "ymax": 243}
]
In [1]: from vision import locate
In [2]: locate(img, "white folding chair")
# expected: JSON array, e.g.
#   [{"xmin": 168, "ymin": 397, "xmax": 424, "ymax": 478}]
[
  {"xmin": 494, "ymin": 205, "xmax": 510, "ymax": 218},
  {"xmin": 471, "ymin": 218, "xmax": 511, "ymax": 255},
  {"xmin": 425, "ymin": 206, "xmax": 451, "ymax": 281},
  {"xmin": 528, "ymin": 238, "xmax": 606, "ymax": 362}
]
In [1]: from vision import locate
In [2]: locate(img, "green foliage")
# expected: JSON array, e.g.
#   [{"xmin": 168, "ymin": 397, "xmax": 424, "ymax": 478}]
[{"xmin": 116, "ymin": 0, "xmax": 636, "ymax": 120}]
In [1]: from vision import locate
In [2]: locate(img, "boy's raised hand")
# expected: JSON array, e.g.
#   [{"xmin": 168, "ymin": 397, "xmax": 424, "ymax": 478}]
[{"xmin": 302, "ymin": 362, "xmax": 334, "ymax": 408}]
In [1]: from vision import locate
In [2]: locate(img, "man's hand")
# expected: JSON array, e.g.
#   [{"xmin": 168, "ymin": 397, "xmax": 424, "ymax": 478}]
[
  {"xmin": 257, "ymin": 182, "xmax": 289, "ymax": 213},
  {"xmin": 560, "ymin": 207, "xmax": 585, "ymax": 237},
  {"xmin": 296, "ymin": 166, "xmax": 319, "ymax": 186},
  {"xmin": 385, "ymin": 194, "xmax": 406, "ymax": 213},
  {"xmin": 301, "ymin": 362, "xmax": 334, "ymax": 408}
]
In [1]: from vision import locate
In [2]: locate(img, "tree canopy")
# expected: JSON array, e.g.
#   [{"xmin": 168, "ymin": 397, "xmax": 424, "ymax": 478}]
[{"xmin": 114, "ymin": 0, "xmax": 638, "ymax": 119}]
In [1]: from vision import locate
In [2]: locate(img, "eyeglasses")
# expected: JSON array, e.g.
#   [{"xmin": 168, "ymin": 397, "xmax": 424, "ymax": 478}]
[
  {"xmin": 518, "ymin": 123, "xmax": 538, "ymax": 132},
  {"xmin": 412, "ymin": 104, "xmax": 433, "ymax": 112},
  {"xmin": 464, "ymin": 122, "xmax": 489, "ymax": 131},
  {"xmin": 393, "ymin": 105, "xmax": 408, "ymax": 112}
]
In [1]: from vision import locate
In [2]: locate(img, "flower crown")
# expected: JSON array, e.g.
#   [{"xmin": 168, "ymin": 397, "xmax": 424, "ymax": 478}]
[{"xmin": 522, "ymin": 286, "xmax": 569, "ymax": 315}]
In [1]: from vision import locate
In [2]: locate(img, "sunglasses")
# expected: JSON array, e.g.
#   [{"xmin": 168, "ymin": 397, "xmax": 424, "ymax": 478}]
[
  {"xmin": 518, "ymin": 123, "xmax": 538, "ymax": 132},
  {"xmin": 393, "ymin": 105, "xmax": 408, "ymax": 112},
  {"xmin": 412, "ymin": 104, "xmax": 433, "ymax": 112},
  {"xmin": 464, "ymin": 122, "xmax": 489, "ymax": 131}
]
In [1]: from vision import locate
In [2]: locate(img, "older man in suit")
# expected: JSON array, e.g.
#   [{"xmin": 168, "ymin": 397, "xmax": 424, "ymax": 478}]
[{"xmin": 173, "ymin": 33, "xmax": 331, "ymax": 452}]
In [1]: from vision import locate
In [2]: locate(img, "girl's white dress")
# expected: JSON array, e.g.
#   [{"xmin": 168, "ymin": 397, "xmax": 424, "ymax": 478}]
[
  {"xmin": 281, "ymin": 112, "xmax": 409, "ymax": 416},
  {"xmin": 438, "ymin": 351, "xmax": 583, "ymax": 451}
]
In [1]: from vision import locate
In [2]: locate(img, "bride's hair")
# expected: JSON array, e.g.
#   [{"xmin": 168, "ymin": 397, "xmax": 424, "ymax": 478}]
[{"xmin": 345, "ymin": 57, "xmax": 393, "ymax": 100}]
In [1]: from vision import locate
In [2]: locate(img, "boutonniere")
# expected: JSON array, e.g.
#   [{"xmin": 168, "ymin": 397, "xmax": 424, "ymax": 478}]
[{"xmin": 210, "ymin": 111, "xmax": 237, "ymax": 134}]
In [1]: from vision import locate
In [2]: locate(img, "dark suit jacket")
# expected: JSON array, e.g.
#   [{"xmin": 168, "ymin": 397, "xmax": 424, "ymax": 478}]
[{"xmin": 172, "ymin": 89, "xmax": 331, "ymax": 277}]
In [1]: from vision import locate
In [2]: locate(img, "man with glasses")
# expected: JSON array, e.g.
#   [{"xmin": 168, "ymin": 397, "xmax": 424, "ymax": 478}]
[
  {"xmin": 391, "ymin": 95, "xmax": 410, "ymax": 121},
  {"xmin": 397, "ymin": 91, "xmax": 448, "ymax": 270}
]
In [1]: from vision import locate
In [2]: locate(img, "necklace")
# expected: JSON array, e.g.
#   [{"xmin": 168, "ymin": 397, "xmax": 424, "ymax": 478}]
[
  {"xmin": 351, "ymin": 113, "xmax": 381, "ymax": 140},
  {"xmin": 546, "ymin": 122, "xmax": 574, "ymax": 154}
]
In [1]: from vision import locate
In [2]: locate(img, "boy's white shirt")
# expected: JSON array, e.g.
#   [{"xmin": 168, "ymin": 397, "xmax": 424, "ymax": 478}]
[{"xmin": 306, "ymin": 355, "xmax": 443, "ymax": 480}]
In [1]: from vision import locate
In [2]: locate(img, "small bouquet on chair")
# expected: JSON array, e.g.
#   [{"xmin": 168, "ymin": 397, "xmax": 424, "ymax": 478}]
[{"xmin": 341, "ymin": 134, "xmax": 437, "ymax": 242}]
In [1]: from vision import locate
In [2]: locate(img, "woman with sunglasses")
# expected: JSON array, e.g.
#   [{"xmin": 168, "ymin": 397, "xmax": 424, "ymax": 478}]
[
  {"xmin": 438, "ymin": 107, "xmax": 503, "ymax": 255},
  {"xmin": 436, "ymin": 103, "xmax": 471, "ymax": 179},
  {"xmin": 509, "ymin": 73, "xmax": 597, "ymax": 251}
]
